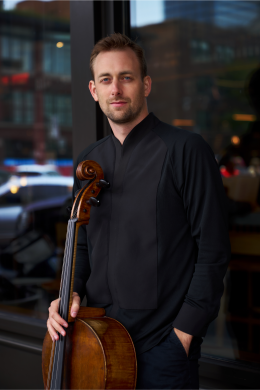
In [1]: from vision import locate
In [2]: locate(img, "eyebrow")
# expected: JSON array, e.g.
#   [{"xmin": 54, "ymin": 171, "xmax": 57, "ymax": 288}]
[{"xmin": 98, "ymin": 71, "xmax": 135, "ymax": 79}]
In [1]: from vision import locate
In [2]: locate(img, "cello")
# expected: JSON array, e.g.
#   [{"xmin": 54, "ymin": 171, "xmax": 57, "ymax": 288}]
[{"xmin": 42, "ymin": 160, "xmax": 137, "ymax": 389}]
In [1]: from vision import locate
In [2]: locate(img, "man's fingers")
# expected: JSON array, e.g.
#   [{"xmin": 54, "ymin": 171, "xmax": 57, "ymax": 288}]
[
  {"xmin": 50, "ymin": 311, "xmax": 68, "ymax": 328},
  {"xmin": 71, "ymin": 293, "xmax": 81, "ymax": 318},
  {"xmin": 48, "ymin": 317, "xmax": 66, "ymax": 338},
  {"xmin": 47, "ymin": 319, "xmax": 59, "ymax": 341},
  {"xmin": 47, "ymin": 294, "xmax": 80, "ymax": 341},
  {"xmin": 48, "ymin": 298, "xmax": 68, "ymax": 328},
  {"xmin": 49, "ymin": 297, "xmax": 60, "ymax": 312}
]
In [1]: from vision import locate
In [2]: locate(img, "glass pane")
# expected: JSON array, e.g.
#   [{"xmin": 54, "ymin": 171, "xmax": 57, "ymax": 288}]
[
  {"xmin": 0, "ymin": 0, "xmax": 72, "ymax": 321},
  {"xmin": 131, "ymin": 0, "xmax": 260, "ymax": 367}
]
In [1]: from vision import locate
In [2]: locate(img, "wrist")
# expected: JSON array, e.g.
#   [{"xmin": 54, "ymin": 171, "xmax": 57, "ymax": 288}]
[
  {"xmin": 174, "ymin": 327, "xmax": 193, "ymax": 342},
  {"xmin": 174, "ymin": 327, "xmax": 193, "ymax": 355}
]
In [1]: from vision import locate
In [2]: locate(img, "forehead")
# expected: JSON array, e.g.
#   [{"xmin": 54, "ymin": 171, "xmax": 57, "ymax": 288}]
[{"xmin": 93, "ymin": 48, "xmax": 140, "ymax": 78}]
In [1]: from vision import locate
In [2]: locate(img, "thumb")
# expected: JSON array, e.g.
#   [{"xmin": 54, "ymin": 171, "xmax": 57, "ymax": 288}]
[{"xmin": 71, "ymin": 292, "xmax": 80, "ymax": 318}]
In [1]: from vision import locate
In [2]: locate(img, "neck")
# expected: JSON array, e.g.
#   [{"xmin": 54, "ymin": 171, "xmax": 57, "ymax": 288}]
[{"xmin": 108, "ymin": 107, "xmax": 149, "ymax": 145}]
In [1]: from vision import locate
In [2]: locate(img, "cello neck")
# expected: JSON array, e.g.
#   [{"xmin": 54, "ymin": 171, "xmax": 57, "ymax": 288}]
[
  {"xmin": 59, "ymin": 218, "xmax": 78, "ymax": 322},
  {"xmin": 59, "ymin": 219, "xmax": 87, "ymax": 322},
  {"xmin": 50, "ymin": 218, "xmax": 78, "ymax": 390}
]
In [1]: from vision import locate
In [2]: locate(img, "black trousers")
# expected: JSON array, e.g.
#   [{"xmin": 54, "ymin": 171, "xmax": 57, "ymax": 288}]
[{"xmin": 136, "ymin": 329, "xmax": 203, "ymax": 389}]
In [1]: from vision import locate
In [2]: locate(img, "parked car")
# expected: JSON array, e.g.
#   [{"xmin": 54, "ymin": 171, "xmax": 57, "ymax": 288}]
[
  {"xmin": 14, "ymin": 164, "xmax": 61, "ymax": 177},
  {"xmin": 0, "ymin": 175, "xmax": 73, "ymax": 247}
]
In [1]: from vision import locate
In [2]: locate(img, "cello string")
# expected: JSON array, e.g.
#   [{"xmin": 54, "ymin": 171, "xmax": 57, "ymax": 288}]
[
  {"xmin": 48, "ymin": 193, "xmax": 80, "ymax": 387},
  {"xmin": 51, "ymin": 220, "xmax": 69, "ymax": 388},
  {"xmin": 50, "ymin": 219, "xmax": 73, "ymax": 388},
  {"xmin": 47, "ymin": 189, "xmax": 81, "ymax": 388},
  {"xmin": 47, "ymin": 177, "xmax": 98, "ymax": 388},
  {"xmin": 53, "ymin": 220, "xmax": 73, "ymax": 387},
  {"xmin": 55, "ymin": 218, "xmax": 76, "ymax": 388},
  {"xmin": 60, "ymin": 219, "xmax": 73, "ymax": 318},
  {"xmin": 58, "ymin": 219, "xmax": 71, "ymax": 314},
  {"xmin": 47, "ymin": 220, "xmax": 70, "ymax": 389},
  {"xmin": 60, "ymin": 219, "xmax": 73, "ymax": 319}
]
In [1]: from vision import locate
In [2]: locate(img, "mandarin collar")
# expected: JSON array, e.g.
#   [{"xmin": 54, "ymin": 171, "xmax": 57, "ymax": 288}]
[{"xmin": 112, "ymin": 113, "xmax": 159, "ymax": 154}]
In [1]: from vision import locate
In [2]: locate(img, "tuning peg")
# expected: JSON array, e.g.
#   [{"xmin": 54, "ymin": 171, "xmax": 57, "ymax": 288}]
[
  {"xmin": 74, "ymin": 189, "xmax": 80, "ymax": 198},
  {"xmin": 86, "ymin": 197, "xmax": 100, "ymax": 207},
  {"xmin": 96, "ymin": 179, "xmax": 110, "ymax": 189}
]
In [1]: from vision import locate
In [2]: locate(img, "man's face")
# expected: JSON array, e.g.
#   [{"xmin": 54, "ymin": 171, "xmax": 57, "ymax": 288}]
[{"xmin": 89, "ymin": 48, "xmax": 151, "ymax": 124}]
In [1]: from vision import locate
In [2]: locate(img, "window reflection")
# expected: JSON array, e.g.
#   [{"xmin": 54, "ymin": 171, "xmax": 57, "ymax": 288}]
[
  {"xmin": 131, "ymin": 0, "xmax": 260, "ymax": 366},
  {"xmin": 43, "ymin": 34, "xmax": 71, "ymax": 76},
  {"xmin": 0, "ymin": 1, "xmax": 72, "ymax": 320},
  {"xmin": 1, "ymin": 27, "xmax": 33, "ymax": 72}
]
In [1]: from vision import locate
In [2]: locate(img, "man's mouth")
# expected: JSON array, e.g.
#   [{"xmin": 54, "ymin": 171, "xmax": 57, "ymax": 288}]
[{"xmin": 110, "ymin": 101, "xmax": 128, "ymax": 107}]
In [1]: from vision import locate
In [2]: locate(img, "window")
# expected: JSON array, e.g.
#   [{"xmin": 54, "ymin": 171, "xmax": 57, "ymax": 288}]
[
  {"xmin": 1, "ymin": 34, "xmax": 33, "ymax": 72},
  {"xmin": 43, "ymin": 34, "xmax": 71, "ymax": 76},
  {"xmin": 190, "ymin": 40, "xmax": 211, "ymax": 63},
  {"xmin": 215, "ymin": 45, "xmax": 235, "ymax": 63},
  {"xmin": 44, "ymin": 94, "xmax": 72, "ymax": 126},
  {"xmin": 13, "ymin": 91, "xmax": 34, "ymax": 124},
  {"xmin": 131, "ymin": 0, "xmax": 260, "ymax": 368},
  {"xmin": 0, "ymin": 0, "xmax": 73, "ymax": 321}
]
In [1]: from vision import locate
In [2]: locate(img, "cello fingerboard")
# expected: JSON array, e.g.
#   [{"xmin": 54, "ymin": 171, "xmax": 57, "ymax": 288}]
[{"xmin": 50, "ymin": 218, "xmax": 77, "ymax": 390}]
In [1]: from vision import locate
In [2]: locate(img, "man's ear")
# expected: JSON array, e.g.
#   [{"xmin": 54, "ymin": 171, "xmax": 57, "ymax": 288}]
[
  {"xmin": 89, "ymin": 80, "xmax": 99, "ymax": 102},
  {"xmin": 143, "ymin": 76, "xmax": 152, "ymax": 98}
]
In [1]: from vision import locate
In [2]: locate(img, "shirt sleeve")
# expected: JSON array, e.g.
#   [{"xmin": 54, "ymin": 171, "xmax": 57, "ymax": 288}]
[
  {"xmin": 172, "ymin": 133, "xmax": 231, "ymax": 337},
  {"xmin": 72, "ymin": 159, "xmax": 91, "ymax": 302}
]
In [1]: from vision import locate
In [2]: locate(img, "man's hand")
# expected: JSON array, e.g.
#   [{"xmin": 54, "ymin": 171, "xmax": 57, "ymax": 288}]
[
  {"xmin": 47, "ymin": 292, "xmax": 80, "ymax": 341},
  {"xmin": 173, "ymin": 327, "xmax": 193, "ymax": 356}
]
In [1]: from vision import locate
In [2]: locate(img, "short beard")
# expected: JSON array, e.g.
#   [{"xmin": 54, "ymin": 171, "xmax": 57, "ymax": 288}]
[{"xmin": 105, "ymin": 104, "xmax": 143, "ymax": 124}]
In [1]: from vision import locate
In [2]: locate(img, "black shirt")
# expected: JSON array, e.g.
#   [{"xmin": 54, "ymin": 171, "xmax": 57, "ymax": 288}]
[{"xmin": 73, "ymin": 113, "xmax": 230, "ymax": 355}]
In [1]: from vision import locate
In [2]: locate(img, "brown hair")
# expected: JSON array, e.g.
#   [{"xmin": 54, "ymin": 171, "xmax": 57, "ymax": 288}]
[{"xmin": 90, "ymin": 33, "xmax": 147, "ymax": 80}]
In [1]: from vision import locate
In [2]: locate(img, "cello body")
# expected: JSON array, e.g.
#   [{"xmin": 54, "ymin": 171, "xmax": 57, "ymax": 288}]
[{"xmin": 42, "ymin": 308, "xmax": 137, "ymax": 389}]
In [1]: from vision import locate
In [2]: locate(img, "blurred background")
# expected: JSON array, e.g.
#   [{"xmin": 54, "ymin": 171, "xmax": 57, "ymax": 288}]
[
  {"xmin": 0, "ymin": 1, "xmax": 260, "ymax": 388},
  {"xmin": 130, "ymin": 0, "xmax": 260, "ymax": 368},
  {"xmin": 0, "ymin": 0, "xmax": 72, "ymax": 319}
]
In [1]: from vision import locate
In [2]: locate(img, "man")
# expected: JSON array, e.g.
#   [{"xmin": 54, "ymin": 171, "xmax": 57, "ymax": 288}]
[{"xmin": 47, "ymin": 33, "xmax": 230, "ymax": 389}]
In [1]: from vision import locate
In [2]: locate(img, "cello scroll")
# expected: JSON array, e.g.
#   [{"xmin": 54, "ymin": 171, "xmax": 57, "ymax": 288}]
[{"xmin": 71, "ymin": 160, "xmax": 109, "ymax": 222}]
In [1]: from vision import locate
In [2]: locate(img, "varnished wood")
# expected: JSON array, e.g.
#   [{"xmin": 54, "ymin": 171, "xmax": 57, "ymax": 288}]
[
  {"xmin": 42, "ymin": 332, "xmax": 55, "ymax": 389},
  {"xmin": 42, "ymin": 316, "xmax": 137, "ymax": 389},
  {"xmin": 82, "ymin": 317, "xmax": 137, "ymax": 389},
  {"xmin": 62, "ymin": 320, "xmax": 106, "ymax": 389},
  {"xmin": 69, "ymin": 307, "xmax": 106, "ymax": 322}
]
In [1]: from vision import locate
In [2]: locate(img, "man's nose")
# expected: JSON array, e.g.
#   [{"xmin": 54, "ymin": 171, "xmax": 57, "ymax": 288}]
[{"xmin": 111, "ymin": 79, "xmax": 122, "ymax": 96}]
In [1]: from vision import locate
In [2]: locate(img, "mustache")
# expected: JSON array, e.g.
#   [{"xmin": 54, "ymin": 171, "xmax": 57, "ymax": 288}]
[{"xmin": 107, "ymin": 98, "xmax": 131, "ymax": 104}]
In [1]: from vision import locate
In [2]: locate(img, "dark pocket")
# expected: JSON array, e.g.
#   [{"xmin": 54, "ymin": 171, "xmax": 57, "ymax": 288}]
[
  {"xmin": 170, "ymin": 329, "xmax": 189, "ymax": 358},
  {"xmin": 189, "ymin": 336, "xmax": 203, "ymax": 360}
]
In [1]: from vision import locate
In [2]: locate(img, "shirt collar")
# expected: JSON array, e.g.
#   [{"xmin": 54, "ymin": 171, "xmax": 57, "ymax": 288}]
[{"xmin": 112, "ymin": 112, "xmax": 160, "ymax": 154}]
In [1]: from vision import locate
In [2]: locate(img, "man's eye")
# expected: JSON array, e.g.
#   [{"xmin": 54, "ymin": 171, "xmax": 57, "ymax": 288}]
[
  {"xmin": 101, "ymin": 78, "xmax": 110, "ymax": 82},
  {"xmin": 124, "ymin": 76, "xmax": 131, "ymax": 80}
]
